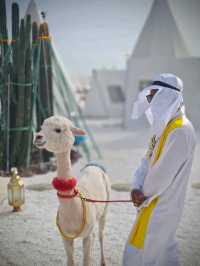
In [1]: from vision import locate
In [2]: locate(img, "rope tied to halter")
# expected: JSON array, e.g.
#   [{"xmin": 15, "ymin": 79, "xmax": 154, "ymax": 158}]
[
  {"xmin": 56, "ymin": 188, "xmax": 133, "ymax": 240},
  {"xmin": 53, "ymin": 177, "xmax": 133, "ymax": 203},
  {"xmin": 54, "ymin": 177, "xmax": 133, "ymax": 240},
  {"xmin": 56, "ymin": 189, "xmax": 87, "ymax": 240},
  {"xmin": 57, "ymin": 188, "xmax": 133, "ymax": 203}
]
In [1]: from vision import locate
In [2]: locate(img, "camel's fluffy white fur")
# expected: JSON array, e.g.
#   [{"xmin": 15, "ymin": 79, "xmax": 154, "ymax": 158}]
[{"xmin": 34, "ymin": 115, "xmax": 111, "ymax": 266}]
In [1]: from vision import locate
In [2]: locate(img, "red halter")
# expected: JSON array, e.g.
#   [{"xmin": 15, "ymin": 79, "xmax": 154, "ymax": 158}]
[{"xmin": 57, "ymin": 189, "xmax": 79, "ymax": 199}]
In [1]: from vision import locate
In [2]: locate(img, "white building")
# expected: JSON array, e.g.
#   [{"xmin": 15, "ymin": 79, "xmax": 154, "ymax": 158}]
[
  {"xmin": 124, "ymin": 0, "xmax": 200, "ymax": 130},
  {"xmin": 84, "ymin": 69, "xmax": 126, "ymax": 121}
]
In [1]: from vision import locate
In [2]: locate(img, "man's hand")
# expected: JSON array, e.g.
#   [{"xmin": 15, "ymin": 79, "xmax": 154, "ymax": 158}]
[{"xmin": 131, "ymin": 189, "xmax": 147, "ymax": 207}]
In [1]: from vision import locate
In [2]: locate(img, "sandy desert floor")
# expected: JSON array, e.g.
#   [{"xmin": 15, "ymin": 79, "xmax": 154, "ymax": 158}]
[{"xmin": 0, "ymin": 121, "xmax": 200, "ymax": 266}]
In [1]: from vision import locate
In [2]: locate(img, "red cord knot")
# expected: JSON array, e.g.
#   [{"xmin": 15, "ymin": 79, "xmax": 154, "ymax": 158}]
[
  {"xmin": 57, "ymin": 189, "xmax": 79, "ymax": 199},
  {"xmin": 52, "ymin": 177, "xmax": 77, "ymax": 191}
]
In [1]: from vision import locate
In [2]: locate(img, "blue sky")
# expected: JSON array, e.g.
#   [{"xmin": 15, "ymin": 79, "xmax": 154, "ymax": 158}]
[{"xmin": 5, "ymin": 0, "xmax": 200, "ymax": 78}]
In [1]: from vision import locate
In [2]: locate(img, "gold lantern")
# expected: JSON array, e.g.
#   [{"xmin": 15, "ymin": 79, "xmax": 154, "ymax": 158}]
[{"xmin": 7, "ymin": 167, "xmax": 25, "ymax": 212}]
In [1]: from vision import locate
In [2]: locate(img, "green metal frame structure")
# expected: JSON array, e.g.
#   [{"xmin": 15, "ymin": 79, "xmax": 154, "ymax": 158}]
[{"xmin": 0, "ymin": 0, "xmax": 101, "ymax": 172}]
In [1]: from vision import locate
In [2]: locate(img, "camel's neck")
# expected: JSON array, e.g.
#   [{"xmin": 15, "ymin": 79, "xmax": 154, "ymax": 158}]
[{"xmin": 55, "ymin": 151, "xmax": 72, "ymax": 179}]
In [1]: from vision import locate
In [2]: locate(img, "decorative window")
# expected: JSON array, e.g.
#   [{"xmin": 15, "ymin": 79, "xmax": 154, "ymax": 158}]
[{"xmin": 107, "ymin": 85, "xmax": 125, "ymax": 103}]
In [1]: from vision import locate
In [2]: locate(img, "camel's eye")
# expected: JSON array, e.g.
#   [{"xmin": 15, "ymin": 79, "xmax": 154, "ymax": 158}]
[{"xmin": 54, "ymin": 128, "xmax": 61, "ymax": 133}]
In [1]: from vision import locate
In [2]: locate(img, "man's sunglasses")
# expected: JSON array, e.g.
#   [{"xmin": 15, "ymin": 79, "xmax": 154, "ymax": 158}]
[{"xmin": 146, "ymin": 89, "xmax": 159, "ymax": 103}]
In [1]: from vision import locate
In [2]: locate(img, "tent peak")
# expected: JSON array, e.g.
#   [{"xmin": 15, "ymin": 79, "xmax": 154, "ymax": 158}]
[
  {"xmin": 132, "ymin": 0, "xmax": 189, "ymax": 58},
  {"xmin": 25, "ymin": 0, "xmax": 42, "ymax": 24}
]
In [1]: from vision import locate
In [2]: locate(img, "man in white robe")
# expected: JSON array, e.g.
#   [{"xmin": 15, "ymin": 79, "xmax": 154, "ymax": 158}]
[{"xmin": 123, "ymin": 73, "xmax": 196, "ymax": 266}]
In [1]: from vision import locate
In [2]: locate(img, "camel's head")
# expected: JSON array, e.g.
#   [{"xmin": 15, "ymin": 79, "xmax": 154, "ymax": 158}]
[{"xmin": 33, "ymin": 115, "xmax": 86, "ymax": 153}]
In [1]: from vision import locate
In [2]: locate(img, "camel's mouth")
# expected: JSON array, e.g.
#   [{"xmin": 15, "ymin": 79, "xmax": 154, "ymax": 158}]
[{"xmin": 34, "ymin": 140, "xmax": 47, "ymax": 148}]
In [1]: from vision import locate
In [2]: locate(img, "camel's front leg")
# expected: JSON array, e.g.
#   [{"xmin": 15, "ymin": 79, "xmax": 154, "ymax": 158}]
[
  {"xmin": 83, "ymin": 232, "xmax": 95, "ymax": 266},
  {"xmin": 63, "ymin": 239, "xmax": 75, "ymax": 266}
]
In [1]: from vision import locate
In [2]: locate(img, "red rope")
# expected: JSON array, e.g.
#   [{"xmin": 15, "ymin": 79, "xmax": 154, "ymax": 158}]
[
  {"xmin": 56, "ymin": 188, "xmax": 133, "ymax": 203},
  {"xmin": 82, "ymin": 198, "xmax": 132, "ymax": 203},
  {"xmin": 79, "ymin": 191, "xmax": 133, "ymax": 203}
]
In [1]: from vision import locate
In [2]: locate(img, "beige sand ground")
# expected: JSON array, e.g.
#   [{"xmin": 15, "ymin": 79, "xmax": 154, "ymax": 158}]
[{"xmin": 0, "ymin": 123, "xmax": 200, "ymax": 266}]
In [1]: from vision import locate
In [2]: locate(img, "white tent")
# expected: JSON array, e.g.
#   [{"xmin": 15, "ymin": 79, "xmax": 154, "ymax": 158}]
[
  {"xmin": 124, "ymin": 0, "xmax": 200, "ymax": 130},
  {"xmin": 25, "ymin": 0, "xmax": 42, "ymax": 24},
  {"xmin": 83, "ymin": 69, "xmax": 126, "ymax": 120}
]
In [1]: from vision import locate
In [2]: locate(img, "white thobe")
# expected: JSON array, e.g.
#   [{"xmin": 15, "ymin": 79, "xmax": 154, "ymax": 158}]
[{"xmin": 123, "ymin": 115, "xmax": 196, "ymax": 266}]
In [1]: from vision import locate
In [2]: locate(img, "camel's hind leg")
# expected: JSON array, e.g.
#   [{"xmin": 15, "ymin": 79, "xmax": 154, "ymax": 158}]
[
  {"xmin": 99, "ymin": 173, "xmax": 111, "ymax": 266},
  {"xmin": 99, "ymin": 214, "xmax": 107, "ymax": 266}
]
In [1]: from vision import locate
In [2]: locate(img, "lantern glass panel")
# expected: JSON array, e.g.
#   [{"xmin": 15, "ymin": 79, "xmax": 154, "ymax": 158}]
[
  {"xmin": 13, "ymin": 188, "xmax": 23, "ymax": 205},
  {"xmin": 8, "ymin": 188, "xmax": 13, "ymax": 205},
  {"xmin": 21, "ymin": 188, "xmax": 25, "ymax": 202}
]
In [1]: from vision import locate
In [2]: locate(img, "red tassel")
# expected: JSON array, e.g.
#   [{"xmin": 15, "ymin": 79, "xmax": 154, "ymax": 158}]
[{"xmin": 52, "ymin": 177, "xmax": 77, "ymax": 191}]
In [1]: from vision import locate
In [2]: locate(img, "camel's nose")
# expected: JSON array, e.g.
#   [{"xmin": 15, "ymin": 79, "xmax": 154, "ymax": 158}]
[
  {"xmin": 35, "ymin": 134, "xmax": 43, "ymax": 141},
  {"xmin": 33, "ymin": 132, "xmax": 46, "ymax": 148}
]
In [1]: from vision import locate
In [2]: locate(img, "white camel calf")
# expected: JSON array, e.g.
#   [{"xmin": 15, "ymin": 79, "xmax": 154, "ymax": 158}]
[{"xmin": 34, "ymin": 115, "xmax": 111, "ymax": 266}]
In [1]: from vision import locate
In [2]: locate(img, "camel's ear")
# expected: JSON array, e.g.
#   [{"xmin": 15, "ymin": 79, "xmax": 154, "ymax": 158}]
[{"xmin": 71, "ymin": 127, "xmax": 86, "ymax": 136}]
